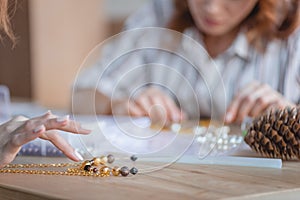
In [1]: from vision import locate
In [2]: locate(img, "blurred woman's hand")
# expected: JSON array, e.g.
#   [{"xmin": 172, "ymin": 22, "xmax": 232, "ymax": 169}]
[
  {"xmin": 112, "ymin": 86, "xmax": 186, "ymax": 126},
  {"xmin": 225, "ymin": 81, "xmax": 295, "ymax": 123},
  {"xmin": 0, "ymin": 111, "xmax": 91, "ymax": 168}
]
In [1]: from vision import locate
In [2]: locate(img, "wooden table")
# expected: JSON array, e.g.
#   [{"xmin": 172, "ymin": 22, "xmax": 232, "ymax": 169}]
[{"xmin": 0, "ymin": 156, "xmax": 300, "ymax": 200}]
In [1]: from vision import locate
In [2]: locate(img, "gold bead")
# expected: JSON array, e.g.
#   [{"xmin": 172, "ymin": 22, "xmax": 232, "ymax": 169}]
[
  {"xmin": 100, "ymin": 166, "xmax": 111, "ymax": 176},
  {"xmin": 112, "ymin": 167, "xmax": 120, "ymax": 176},
  {"xmin": 80, "ymin": 161, "xmax": 90, "ymax": 170},
  {"xmin": 100, "ymin": 156, "xmax": 108, "ymax": 164},
  {"xmin": 92, "ymin": 157, "xmax": 102, "ymax": 166}
]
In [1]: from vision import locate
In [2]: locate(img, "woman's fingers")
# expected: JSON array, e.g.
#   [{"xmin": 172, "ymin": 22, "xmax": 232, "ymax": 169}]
[
  {"xmin": 112, "ymin": 99, "xmax": 145, "ymax": 116},
  {"xmin": 42, "ymin": 116, "xmax": 91, "ymax": 135},
  {"xmin": 226, "ymin": 82, "xmax": 260, "ymax": 123},
  {"xmin": 39, "ymin": 130, "xmax": 83, "ymax": 161},
  {"xmin": 113, "ymin": 99, "xmax": 146, "ymax": 116},
  {"xmin": 135, "ymin": 94, "xmax": 167, "ymax": 122},
  {"xmin": 62, "ymin": 120, "xmax": 91, "ymax": 134},
  {"xmin": 10, "ymin": 121, "xmax": 45, "ymax": 147},
  {"xmin": 150, "ymin": 95, "xmax": 177, "ymax": 125},
  {"xmin": 112, "ymin": 87, "xmax": 184, "ymax": 126},
  {"xmin": 0, "ymin": 112, "xmax": 90, "ymax": 168},
  {"xmin": 13, "ymin": 113, "xmax": 90, "ymax": 156},
  {"xmin": 248, "ymin": 91, "xmax": 278, "ymax": 117},
  {"xmin": 225, "ymin": 82, "xmax": 295, "ymax": 124},
  {"xmin": 3, "ymin": 124, "xmax": 44, "ymax": 166},
  {"xmin": 135, "ymin": 94, "xmax": 152, "ymax": 113},
  {"xmin": 127, "ymin": 101, "xmax": 146, "ymax": 116},
  {"xmin": 24, "ymin": 111, "xmax": 91, "ymax": 135},
  {"xmin": 111, "ymin": 87, "xmax": 184, "ymax": 125},
  {"xmin": 148, "ymin": 96, "xmax": 169, "ymax": 125},
  {"xmin": 11, "ymin": 115, "xmax": 29, "ymax": 122},
  {"xmin": 135, "ymin": 87, "xmax": 183, "ymax": 124},
  {"xmin": 160, "ymin": 94, "xmax": 184, "ymax": 122},
  {"xmin": 235, "ymin": 84, "xmax": 273, "ymax": 122}
]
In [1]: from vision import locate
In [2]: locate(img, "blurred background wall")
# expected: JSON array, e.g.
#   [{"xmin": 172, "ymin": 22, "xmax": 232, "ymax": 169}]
[{"xmin": 0, "ymin": 0, "xmax": 149, "ymax": 111}]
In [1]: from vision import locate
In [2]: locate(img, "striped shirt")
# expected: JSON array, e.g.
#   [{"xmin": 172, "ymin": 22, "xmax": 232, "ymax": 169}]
[{"xmin": 75, "ymin": 0, "xmax": 300, "ymax": 119}]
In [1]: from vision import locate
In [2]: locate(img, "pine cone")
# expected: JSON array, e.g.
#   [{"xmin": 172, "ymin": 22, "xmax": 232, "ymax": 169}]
[{"xmin": 244, "ymin": 107, "xmax": 300, "ymax": 160}]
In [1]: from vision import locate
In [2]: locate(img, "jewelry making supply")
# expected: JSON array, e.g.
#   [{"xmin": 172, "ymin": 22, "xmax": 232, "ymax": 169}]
[{"xmin": 0, "ymin": 154, "xmax": 138, "ymax": 177}]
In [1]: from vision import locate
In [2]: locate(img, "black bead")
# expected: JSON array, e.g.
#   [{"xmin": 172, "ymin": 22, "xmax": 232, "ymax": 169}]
[
  {"xmin": 107, "ymin": 154, "xmax": 115, "ymax": 164},
  {"xmin": 130, "ymin": 155, "xmax": 138, "ymax": 162},
  {"xmin": 92, "ymin": 167, "xmax": 99, "ymax": 173},
  {"xmin": 84, "ymin": 164, "xmax": 91, "ymax": 171},
  {"xmin": 120, "ymin": 166, "xmax": 130, "ymax": 177},
  {"xmin": 130, "ymin": 167, "xmax": 138, "ymax": 175}
]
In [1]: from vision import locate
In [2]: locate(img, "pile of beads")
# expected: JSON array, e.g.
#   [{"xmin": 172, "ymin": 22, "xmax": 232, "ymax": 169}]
[
  {"xmin": 0, "ymin": 154, "xmax": 138, "ymax": 177},
  {"xmin": 79, "ymin": 154, "xmax": 138, "ymax": 177},
  {"xmin": 194, "ymin": 126, "xmax": 243, "ymax": 155}
]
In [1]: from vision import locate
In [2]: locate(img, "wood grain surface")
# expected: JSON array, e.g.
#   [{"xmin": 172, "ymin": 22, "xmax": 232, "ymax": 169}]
[{"xmin": 0, "ymin": 156, "xmax": 299, "ymax": 200}]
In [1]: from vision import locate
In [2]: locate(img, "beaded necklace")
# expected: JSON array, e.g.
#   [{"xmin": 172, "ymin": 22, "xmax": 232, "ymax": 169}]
[{"xmin": 0, "ymin": 154, "xmax": 138, "ymax": 177}]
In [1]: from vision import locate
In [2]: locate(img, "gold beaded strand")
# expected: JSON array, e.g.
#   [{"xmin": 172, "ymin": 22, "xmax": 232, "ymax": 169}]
[{"xmin": 0, "ymin": 154, "xmax": 138, "ymax": 177}]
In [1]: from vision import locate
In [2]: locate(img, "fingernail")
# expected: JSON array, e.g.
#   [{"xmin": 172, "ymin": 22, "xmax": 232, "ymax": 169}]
[
  {"xmin": 57, "ymin": 115, "xmax": 69, "ymax": 122},
  {"xmin": 80, "ymin": 127, "xmax": 92, "ymax": 133},
  {"xmin": 33, "ymin": 125, "xmax": 44, "ymax": 133},
  {"xmin": 80, "ymin": 124, "xmax": 90, "ymax": 130},
  {"xmin": 180, "ymin": 113, "xmax": 187, "ymax": 121},
  {"xmin": 172, "ymin": 114, "xmax": 180, "ymax": 122},
  {"xmin": 74, "ymin": 150, "xmax": 83, "ymax": 161},
  {"xmin": 225, "ymin": 113, "xmax": 232, "ymax": 122}
]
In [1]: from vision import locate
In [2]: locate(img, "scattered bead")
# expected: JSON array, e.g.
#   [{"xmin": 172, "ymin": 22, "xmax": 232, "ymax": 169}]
[
  {"xmin": 92, "ymin": 157, "xmax": 102, "ymax": 166},
  {"xmin": 80, "ymin": 161, "xmax": 90, "ymax": 170},
  {"xmin": 84, "ymin": 164, "xmax": 91, "ymax": 171},
  {"xmin": 120, "ymin": 166, "xmax": 130, "ymax": 177},
  {"xmin": 112, "ymin": 167, "xmax": 120, "ymax": 176},
  {"xmin": 0, "ymin": 154, "xmax": 139, "ymax": 178},
  {"xmin": 130, "ymin": 155, "xmax": 138, "ymax": 162},
  {"xmin": 130, "ymin": 167, "xmax": 138, "ymax": 175},
  {"xmin": 100, "ymin": 166, "xmax": 111, "ymax": 176},
  {"xmin": 100, "ymin": 156, "xmax": 108, "ymax": 165},
  {"xmin": 107, "ymin": 154, "xmax": 115, "ymax": 164},
  {"xmin": 92, "ymin": 167, "xmax": 99, "ymax": 173}
]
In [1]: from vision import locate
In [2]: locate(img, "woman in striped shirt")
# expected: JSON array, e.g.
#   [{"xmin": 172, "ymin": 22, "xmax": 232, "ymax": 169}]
[{"xmin": 74, "ymin": 0, "xmax": 300, "ymax": 126}]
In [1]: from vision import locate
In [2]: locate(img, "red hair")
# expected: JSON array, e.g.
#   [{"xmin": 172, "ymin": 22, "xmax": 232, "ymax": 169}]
[{"xmin": 168, "ymin": 0, "xmax": 300, "ymax": 52}]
